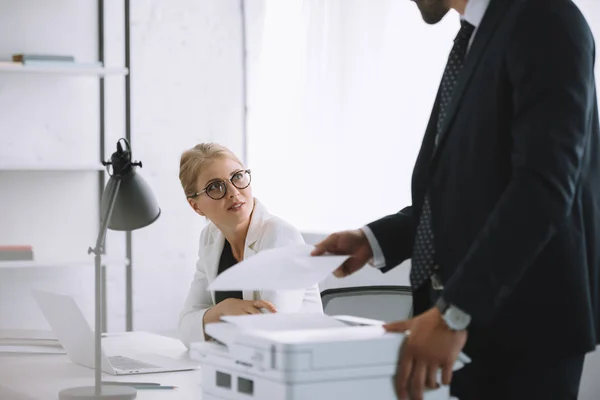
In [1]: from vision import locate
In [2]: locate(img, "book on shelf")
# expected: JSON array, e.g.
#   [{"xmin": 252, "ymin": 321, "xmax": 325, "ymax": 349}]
[
  {"xmin": 12, "ymin": 53, "xmax": 75, "ymax": 63},
  {"xmin": 7, "ymin": 53, "xmax": 103, "ymax": 69},
  {"xmin": 14, "ymin": 60, "xmax": 102, "ymax": 69},
  {"xmin": 0, "ymin": 329, "xmax": 59, "ymax": 347},
  {"xmin": 0, "ymin": 245, "xmax": 34, "ymax": 261},
  {"xmin": 0, "ymin": 329, "xmax": 63, "ymax": 354}
]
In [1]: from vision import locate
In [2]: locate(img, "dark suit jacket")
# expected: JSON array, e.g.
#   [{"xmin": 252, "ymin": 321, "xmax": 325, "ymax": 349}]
[{"xmin": 368, "ymin": 0, "xmax": 600, "ymax": 355}]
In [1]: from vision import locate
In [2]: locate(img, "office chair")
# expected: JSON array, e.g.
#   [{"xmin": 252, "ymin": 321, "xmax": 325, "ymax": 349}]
[{"xmin": 320, "ymin": 286, "xmax": 413, "ymax": 323}]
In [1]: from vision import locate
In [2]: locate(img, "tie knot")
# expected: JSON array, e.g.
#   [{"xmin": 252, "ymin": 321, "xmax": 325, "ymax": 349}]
[{"xmin": 455, "ymin": 20, "xmax": 475, "ymax": 44}]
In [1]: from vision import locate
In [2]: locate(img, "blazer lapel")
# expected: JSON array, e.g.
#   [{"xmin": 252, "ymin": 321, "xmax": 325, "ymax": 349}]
[
  {"xmin": 431, "ymin": 0, "xmax": 511, "ymax": 161},
  {"xmin": 204, "ymin": 227, "xmax": 225, "ymax": 284},
  {"xmin": 243, "ymin": 198, "xmax": 265, "ymax": 300},
  {"xmin": 243, "ymin": 198, "xmax": 266, "ymax": 258}
]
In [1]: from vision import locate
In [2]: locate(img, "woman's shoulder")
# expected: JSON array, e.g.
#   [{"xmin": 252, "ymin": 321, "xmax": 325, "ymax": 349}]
[
  {"xmin": 262, "ymin": 214, "xmax": 301, "ymax": 238},
  {"xmin": 254, "ymin": 200, "xmax": 304, "ymax": 248},
  {"xmin": 198, "ymin": 221, "xmax": 219, "ymax": 247}
]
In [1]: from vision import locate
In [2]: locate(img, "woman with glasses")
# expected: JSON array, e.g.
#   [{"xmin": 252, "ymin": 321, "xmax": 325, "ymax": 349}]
[{"xmin": 178, "ymin": 143, "xmax": 323, "ymax": 346}]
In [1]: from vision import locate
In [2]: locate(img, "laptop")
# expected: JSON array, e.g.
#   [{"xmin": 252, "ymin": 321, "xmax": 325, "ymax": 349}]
[{"xmin": 33, "ymin": 290, "xmax": 197, "ymax": 375}]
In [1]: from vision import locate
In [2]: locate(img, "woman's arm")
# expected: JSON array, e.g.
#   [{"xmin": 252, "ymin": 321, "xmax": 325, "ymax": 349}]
[
  {"xmin": 179, "ymin": 261, "xmax": 214, "ymax": 348},
  {"xmin": 179, "ymin": 229, "xmax": 214, "ymax": 348}
]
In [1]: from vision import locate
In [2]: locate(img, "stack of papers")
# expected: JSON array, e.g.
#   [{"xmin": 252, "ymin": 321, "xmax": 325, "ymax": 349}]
[
  {"xmin": 208, "ymin": 244, "xmax": 350, "ymax": 291},
  {"xmin": 0, "ymin": 329, "xmax": 64, "ymax": 354},
  {"xmin": 220, "ymin": 313, "xmax": 352, "ymax": 331}
]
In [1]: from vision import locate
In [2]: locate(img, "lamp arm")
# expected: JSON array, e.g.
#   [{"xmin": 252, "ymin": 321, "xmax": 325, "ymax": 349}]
[{"xmin": 88, "ymin": 178, "xmax": 121, "ymax": 395}]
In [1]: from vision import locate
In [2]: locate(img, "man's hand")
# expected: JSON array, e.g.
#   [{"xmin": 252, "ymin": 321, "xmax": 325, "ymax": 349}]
[
  {"xmin": 384, "ymin": 308, "xmax": 467, "ymax": 400},
  {"xmin": 311, "ymin": 229, "xmax": 373, "ymax": 277}
]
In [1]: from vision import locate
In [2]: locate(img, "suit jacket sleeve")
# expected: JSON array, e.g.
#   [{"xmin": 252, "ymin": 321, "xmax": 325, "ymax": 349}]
[
  {"xmin": 179, "ymin": 228, "xmax": 214, "ymax": 348},
  {"xmin": 442, "ymin": 4, "xmax": 596, "ymax": 325},
  {"xmin": 366, "ymin": 206, "xmax": 418, "ymax": 272}
]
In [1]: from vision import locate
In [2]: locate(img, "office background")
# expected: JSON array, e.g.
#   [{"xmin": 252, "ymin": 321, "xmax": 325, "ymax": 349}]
[{"xmin": 0, "ymin": 0, "xmax": 598, "ymax": 396}]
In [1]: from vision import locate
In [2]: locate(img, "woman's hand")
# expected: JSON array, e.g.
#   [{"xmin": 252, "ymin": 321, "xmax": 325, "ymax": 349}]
[
  {"xmin": 203, "ymin": 298, "xmax": 278, "ymax": 332},
  {"xmin": 216, "ymin": 298, "xmax": 277, "ymax": 316}
]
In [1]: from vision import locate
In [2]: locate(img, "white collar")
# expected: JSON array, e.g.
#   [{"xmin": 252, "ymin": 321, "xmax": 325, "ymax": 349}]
[{"xmin": 462, "ymin": 0, "xmax": 491, "ymax": 29}]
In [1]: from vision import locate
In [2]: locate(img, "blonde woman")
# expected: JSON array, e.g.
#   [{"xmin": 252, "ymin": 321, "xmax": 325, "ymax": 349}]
[{"xmin": 178, "ymin": 143, "xmax": 323, "ymax": 347}]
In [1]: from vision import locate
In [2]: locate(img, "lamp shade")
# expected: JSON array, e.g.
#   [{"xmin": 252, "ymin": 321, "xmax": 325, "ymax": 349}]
[{"xmin": 100, "ymin": 168, "xmax": 161, "ymax": 231}]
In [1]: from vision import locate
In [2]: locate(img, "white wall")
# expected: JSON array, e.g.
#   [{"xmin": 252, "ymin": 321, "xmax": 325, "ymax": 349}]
[
  {"xmin": 0, "ymin": 0, "xmax": 245, "ymax": 334},
  {"xmin": 127, "ymin": 0, "xmax": 245, "ymax": 333}
]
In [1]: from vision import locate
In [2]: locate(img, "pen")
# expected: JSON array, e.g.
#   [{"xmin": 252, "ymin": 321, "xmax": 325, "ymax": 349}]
[
  {"xmin": 134, "ymin": 386, "xmax": 177, "ymax": 390},
  {"xmin": 104, "ymin": 382, "xmax": 161, "ymax": 386}
]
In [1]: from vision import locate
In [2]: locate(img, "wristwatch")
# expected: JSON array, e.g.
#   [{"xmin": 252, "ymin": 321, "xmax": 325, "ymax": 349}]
[{"xmin": 436, "ymin": 297, "xmax": 471, "ymax": 331}]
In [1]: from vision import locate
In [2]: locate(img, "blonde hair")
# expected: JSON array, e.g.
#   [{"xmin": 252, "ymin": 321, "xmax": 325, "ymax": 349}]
[{"xmin": 179, "ymin": 143, "xmax": 243, "ymax": 198}]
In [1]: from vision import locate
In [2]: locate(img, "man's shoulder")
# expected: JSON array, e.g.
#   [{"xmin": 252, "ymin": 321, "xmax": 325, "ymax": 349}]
[
  {"xmin": 502, "ymin": 0, "xmax": 595, "ymax": 61},
  {"xmin": 511, "ymin": 0, "xmax": 592, "ymax": 37}
]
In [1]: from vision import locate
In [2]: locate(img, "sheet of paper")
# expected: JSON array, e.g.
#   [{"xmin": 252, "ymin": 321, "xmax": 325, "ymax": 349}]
[
  {"xmin": 208, "ymin": 244, "xmax": 350, "ymax": 291},
  {"xmin": 220, "ymin": 313, "xmax": 351, "ymax": 331}
]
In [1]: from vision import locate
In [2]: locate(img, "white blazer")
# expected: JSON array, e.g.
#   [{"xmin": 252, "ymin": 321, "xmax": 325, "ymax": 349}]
[{"xmin": 179, "ymin": 199, "xmax": 323, "ymax": 347}]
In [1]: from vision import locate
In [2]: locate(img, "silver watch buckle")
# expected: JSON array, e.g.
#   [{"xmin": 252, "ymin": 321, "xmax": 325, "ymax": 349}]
[{"xmin": 431, "ymin": 273, "xmax": 444, "ymax": 290}]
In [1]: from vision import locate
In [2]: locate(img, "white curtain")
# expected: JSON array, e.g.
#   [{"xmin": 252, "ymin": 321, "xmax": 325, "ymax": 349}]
[{"xmin": 246, "ymin": 0, "xmax": 459, "ymax": 234}]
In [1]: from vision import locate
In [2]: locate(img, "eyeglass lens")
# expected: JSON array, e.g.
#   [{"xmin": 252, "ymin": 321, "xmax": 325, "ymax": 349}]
[{"xmin": 206, "ymin": 170, "xmax": 251, "ymax": 200}]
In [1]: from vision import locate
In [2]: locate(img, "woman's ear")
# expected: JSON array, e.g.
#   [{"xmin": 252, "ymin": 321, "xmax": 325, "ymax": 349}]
[{"xmin": 187, "ymin": 198, "xmax": 205, "ymax": 216}]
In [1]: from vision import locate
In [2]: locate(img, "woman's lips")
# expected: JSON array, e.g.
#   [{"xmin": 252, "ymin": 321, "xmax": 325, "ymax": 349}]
[{"xmin": 228, "ymin": 202, "xmax": 245, "ymax": 211}]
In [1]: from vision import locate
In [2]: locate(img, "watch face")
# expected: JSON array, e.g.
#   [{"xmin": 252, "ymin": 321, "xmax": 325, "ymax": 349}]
[{"xmin": 445, "ymin": 307, "xmax": 470, "ymax": 330}]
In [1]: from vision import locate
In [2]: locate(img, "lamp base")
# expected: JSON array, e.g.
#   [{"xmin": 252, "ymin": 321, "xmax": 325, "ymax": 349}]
[{"xmin": 59, "ymin": 385, "xmax": 137, "ymax": 400}]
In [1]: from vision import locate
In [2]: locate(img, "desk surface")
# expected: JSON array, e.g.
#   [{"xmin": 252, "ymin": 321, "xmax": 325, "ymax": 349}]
[{"xmin": 0, "ymin": 331, "xmax": 202, "ymax": 400}]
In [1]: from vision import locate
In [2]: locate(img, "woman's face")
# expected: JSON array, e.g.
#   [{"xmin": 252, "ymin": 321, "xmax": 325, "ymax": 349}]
[{"xmin": 188, "ymin": 157, "xmax": 253, "ymax": 229}]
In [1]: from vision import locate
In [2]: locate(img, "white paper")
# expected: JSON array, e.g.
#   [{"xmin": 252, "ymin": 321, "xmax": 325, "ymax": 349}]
[
  {"xmin": 208, "ymin": 244, "xmax": 350, "ymax": 291},
  {"xmin": 220, "ymin": 313, "xmax": 351, "ymax": 331}
]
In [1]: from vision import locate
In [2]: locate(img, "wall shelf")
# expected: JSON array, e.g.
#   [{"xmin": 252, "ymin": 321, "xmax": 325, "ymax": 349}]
[
  {"xmin": 0, "ymin": 163, "xmax": 106, "ymax": 172},
  {"xmin": 0, "ymin": 258, "xmax": 130, "ymax": 269},
  {"xmin": 0, "ymin": 63, "xmax": 128, "ymax": 76}
]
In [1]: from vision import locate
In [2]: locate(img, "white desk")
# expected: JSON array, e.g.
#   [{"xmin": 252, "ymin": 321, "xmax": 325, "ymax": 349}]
[{"xmin": 0, "ymin": 332, "xmax": 202, "ymax": 400}]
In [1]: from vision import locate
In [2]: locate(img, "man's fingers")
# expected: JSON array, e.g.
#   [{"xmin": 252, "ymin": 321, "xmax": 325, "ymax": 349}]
[
  {"xmin": 245, "ymin": 307, "xmax": 261, "ymax": 314},
  {"xmin": 425, "ymin": 365, "xmax": 439, "ymax": 390},
  {"xmin": 311, "ymin": 234, "xmax": 340, "ymax": 256},
  {"xmin": 332, "ymin": 257, "xmax": 363, "ymax": 277},
  {"xmin": 394, "ymin": 341, "xmax": 413, "ymax": 400},
  {"xmin": 383, "ymin": 319, "xmax": 411, "ymax": 333},
  {"xmin": 253, "ymin": 300, "xmax": 277, "ymax": 313},
  {"xmin": 441, "ymin": 363, "xmax": 454, "ymax": 386},
  {"xmin": 409, "ymin": 360, "xmax": 427, "ymax": 400}
]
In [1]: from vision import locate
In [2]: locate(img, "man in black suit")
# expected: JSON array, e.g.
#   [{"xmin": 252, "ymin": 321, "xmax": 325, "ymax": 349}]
[{"xmin": 312, "ymin": 0, "xmax": 600, "ymax": 399}]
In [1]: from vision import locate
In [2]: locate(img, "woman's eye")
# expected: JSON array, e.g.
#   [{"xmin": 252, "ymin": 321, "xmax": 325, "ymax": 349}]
[
  {"xmin": 232, "ymin": 172, "xmax": 244, "ymax": 181},
  {"xmin": 208, "ymin": 182, "xmax": 223, "ymax": 192}
]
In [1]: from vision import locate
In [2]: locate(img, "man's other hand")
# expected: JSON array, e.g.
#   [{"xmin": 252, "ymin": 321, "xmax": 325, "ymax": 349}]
[{"xmin": 384, "ymin": 308, "xmax": 468, "ymax": 400}]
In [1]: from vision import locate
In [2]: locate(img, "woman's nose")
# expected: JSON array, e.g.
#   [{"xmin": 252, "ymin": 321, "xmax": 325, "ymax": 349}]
[{"xmin": 227, "ymin": 181, "xmax": 240, "ymax": 197}]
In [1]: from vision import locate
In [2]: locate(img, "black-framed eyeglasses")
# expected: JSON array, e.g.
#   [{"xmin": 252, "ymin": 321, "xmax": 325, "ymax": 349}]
[{"xmin": 188, "ymin": 169, "xmax": 252, "ymax": 200}]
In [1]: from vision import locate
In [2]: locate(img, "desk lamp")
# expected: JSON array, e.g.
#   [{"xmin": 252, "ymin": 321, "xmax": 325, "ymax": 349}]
[{"xmin": 59, "ymin": 138, "xmax": 161, "ymax": 400}]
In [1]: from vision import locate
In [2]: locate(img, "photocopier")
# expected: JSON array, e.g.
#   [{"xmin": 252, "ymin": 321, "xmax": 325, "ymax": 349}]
[{"xmin": 190, "ymin": 313, "xmax": 469, "ymax": 400}]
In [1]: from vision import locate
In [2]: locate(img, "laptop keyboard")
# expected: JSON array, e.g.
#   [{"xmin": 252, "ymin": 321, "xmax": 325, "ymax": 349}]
[{"xmin": 108, "ymin": 355, "xmax": 160, "ymax": 371}]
